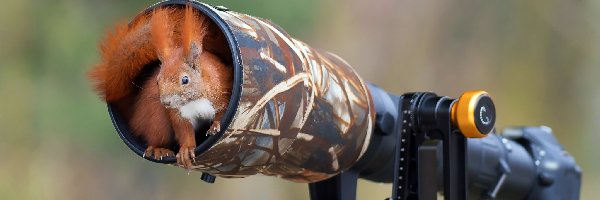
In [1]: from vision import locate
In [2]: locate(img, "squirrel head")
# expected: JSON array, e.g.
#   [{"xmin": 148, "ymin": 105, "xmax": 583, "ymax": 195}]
[
  {"xmin": 150, "ymin": 5, "xmax": 209, "ymax": 108},
  {"xmin": 156, "ymin": 43, "xmax": 204, "ymax": 108}
]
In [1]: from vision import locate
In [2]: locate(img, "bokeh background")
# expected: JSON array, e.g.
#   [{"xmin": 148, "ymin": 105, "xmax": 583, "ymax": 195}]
[{"xmin": 1, "ymin": 0, "xmax": 598, "ymax": 199}]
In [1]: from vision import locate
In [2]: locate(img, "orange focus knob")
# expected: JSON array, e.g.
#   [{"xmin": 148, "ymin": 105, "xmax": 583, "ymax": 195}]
[{"xmin": 451, "ymin": 91, "xmax": 496, "ymax": 138}]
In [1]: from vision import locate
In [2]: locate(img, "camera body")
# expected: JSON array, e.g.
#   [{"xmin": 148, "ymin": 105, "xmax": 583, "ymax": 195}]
[{"xmin": 483, "ymin": 126, "xmax": 582, "ymax": 200}]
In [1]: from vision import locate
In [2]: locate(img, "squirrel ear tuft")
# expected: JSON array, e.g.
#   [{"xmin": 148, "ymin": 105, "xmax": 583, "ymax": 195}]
[
  {"xmin": 182, "ymin": 3, "xmax": 208, "ymax": 66},
  {"xmin": 151, "ymin": 8, "xmax": 174, "ymax": 60}
]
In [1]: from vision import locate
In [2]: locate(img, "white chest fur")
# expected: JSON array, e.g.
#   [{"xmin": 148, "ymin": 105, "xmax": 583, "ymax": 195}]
[{"xmin": 179, "ymin": 98, "xmax": 216, "ymax": 129}]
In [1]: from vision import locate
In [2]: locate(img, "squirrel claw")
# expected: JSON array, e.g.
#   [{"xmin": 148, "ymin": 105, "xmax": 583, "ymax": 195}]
[
  {"xmin": 143, "ymin": 146, "xmax": 154, "ymax": 158},
  {"xmin": 144, "ymin": 146, "xmax": 174, "ymax": 160},
  {"xmin": 177, "ymin": 146, "xmax": 196, "ymax": 169},
  {"xmin": 207, "ymin": 122, "xmax": 221, "ymax": 136}
]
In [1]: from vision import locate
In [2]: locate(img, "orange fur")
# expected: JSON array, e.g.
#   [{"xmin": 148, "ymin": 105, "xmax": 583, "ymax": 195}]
[
  {"xmin": 89, "ymin": 6, "xmax": 232, "ymax": 167},
  {"xmin": 130, "ymin": 70, "xmax": 174, "ymax": 152},
  {"xmin": 200, "ymin": 52, "xmax": 233, "ymax": 114},
  {"xmin": 88, "ymin": 8, "xmax": 180, "ymax": 102},
  {"xmin": 154, "ymin": 8, "xmax": 231, "ymax": 168},
  {"xmin": 151, "ymin": 8, "xmax": 175, "ymax": 60},
  {"xmin": 168, "ymin": 107, "xmax": 196, "ymax": 167},
  {"xmin": 88, "ymin": 15, "xmax": 157, "ymax": 102},
  {"xmin": 182, "ymin": 4, "xmax": 207, "ymax": 58}
]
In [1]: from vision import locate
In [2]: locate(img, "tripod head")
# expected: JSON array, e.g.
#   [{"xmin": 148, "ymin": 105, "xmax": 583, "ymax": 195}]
[
  {"xmin": 310, "ymin": 85, "xmax": 581, "ymax": 200},
  {"xmin": 312, "ymin": 87, "xmax": 498, "ymax": 200}
]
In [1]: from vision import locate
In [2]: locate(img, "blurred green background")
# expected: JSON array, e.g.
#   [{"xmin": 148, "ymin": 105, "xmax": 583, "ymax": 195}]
[{"xmin": 1, "ymin": 0, "xmax": 598, "ymax": 199}]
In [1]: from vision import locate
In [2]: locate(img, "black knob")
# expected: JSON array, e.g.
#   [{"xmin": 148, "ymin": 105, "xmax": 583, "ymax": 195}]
[
  {"xmin": 200, "ymin": 173, "xmax": 216, "ymax": 184},
  {"xmin": 538, "ymin": 172, "xmax": 554, "ymax": 186}
]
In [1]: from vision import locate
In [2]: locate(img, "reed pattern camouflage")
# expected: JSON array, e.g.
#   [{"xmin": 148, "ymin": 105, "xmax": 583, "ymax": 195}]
[{"xmin": 120, "ymin": 1, "xmax": 376, "ymax": 183}]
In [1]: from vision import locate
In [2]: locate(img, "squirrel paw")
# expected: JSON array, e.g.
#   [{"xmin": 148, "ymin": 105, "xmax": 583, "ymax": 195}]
[
  {"xmin": 207, "ymin": 121, "xmax": 221, "ymax": 136},
  {"xmin": 176, "ymin": 145, "xmax": 196, "ymax": 169},
  {"xmin": 143, "ymin": 146, "xmax": 174, "ymax": 160}
]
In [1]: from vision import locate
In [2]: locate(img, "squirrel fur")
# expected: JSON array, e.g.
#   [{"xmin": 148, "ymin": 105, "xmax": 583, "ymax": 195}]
[{"xmin": 88, "ymin": 5, "xmax": 232, "ymax": 169}]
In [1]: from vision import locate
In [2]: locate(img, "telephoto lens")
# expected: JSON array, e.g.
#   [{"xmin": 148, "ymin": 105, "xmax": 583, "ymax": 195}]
[{"xmin": 105, "ymin": 0, "xmax": 376, "ymax": 183}]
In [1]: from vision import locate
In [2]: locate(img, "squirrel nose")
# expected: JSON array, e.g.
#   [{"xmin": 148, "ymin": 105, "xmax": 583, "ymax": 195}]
[
  {"xmin": 160, "ymin": 96, "xmax": 173, "ymax": 107},
  {"xmin": 160, "ymin": 95, "xmax": 180, "ymax": 107}
]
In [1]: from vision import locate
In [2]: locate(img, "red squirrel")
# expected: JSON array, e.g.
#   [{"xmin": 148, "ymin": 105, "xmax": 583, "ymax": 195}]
[{"xmin": 89, "ymin": 6, "xmax": 232, "ymax": 169}]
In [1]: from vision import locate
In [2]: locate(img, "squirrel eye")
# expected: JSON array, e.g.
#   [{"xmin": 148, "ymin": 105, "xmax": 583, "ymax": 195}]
[{"xmin": 181, "ymin": 76, "xmax": 189, "ymax": 85}]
